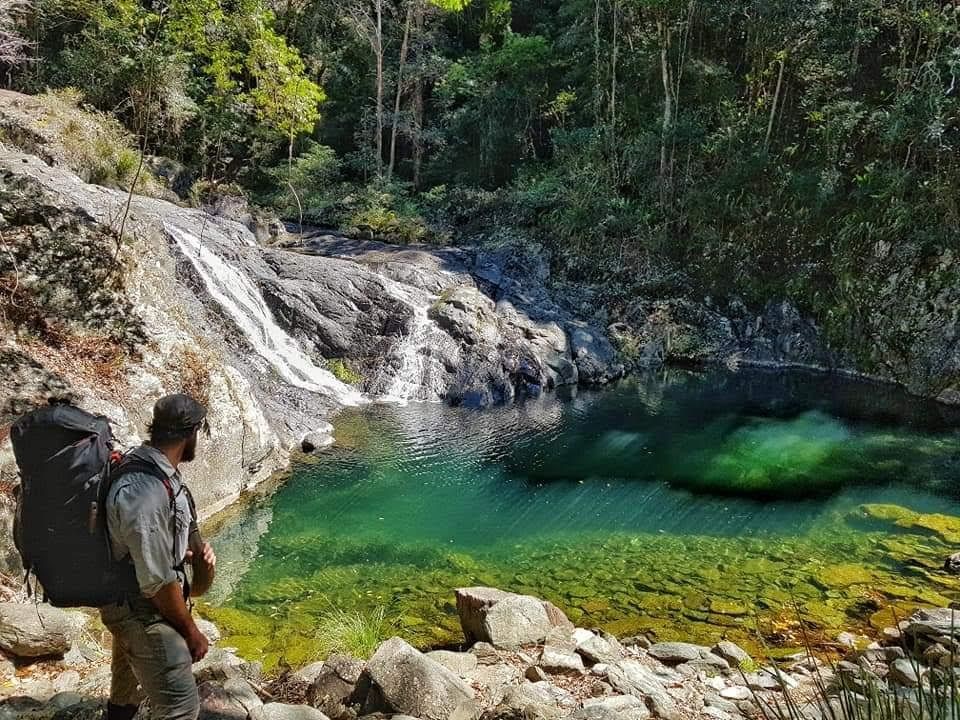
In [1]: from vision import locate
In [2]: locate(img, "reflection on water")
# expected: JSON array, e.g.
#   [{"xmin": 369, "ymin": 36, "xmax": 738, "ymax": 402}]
[{"xmin": 206, "ymin": 368, "xmax": 960, "ymax": 671}]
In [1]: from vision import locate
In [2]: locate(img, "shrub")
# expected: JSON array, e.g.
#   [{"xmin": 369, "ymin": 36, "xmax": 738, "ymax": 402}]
[
  {"xmin": 189, "ymin": 179, "xmax": 247, "ymax": 208},
  {"xmin": 32, "ymin": 89, "xmax": 164, "ymax": 195},
  {"xmin": 328, "ymin": 359, "xmax": 362, "ymax": 386}
]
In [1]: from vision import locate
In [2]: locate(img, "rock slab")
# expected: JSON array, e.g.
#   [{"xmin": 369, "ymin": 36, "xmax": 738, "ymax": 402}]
[
  {"xmin": 306, "ymin": 655, "xmax": 365, "ymax": 720},
  {"xmin": 456, "ymin": 587, "xmax": 572, "ymax": 649},
  {"xmin": 607, "ymin": 660, "xmax": 679, "ymax": 720},
  {"xmin": 0, "ymin": 602, "xmax": 76, "ymax": 658},
  {"xmin": 365, "ymin": 637, "xmax": 475, "ymax": 720}
]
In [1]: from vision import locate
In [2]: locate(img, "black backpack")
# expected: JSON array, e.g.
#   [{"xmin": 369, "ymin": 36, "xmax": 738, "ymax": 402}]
[{"xmin": 10, "ymin": 401, "xmax": 168, "ymax": 607}]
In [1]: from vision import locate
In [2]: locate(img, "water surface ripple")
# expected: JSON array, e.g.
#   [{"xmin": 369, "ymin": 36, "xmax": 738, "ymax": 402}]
[{"xmin": 207, "ymin": 368, "xmax": 960, "ymax": 670}]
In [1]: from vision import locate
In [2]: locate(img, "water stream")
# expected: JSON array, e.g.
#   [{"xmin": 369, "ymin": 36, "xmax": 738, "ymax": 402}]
[
  {"xmin": 166, "ymin": 224, "xmax": 364, "ymax": 406},
  {"xmin": 377, "ymin": 279, "xmax": 459, "ymax": 404},
  {"xmin": 205, "ymin": 368, "xmax": 960, "ymax": 671}
]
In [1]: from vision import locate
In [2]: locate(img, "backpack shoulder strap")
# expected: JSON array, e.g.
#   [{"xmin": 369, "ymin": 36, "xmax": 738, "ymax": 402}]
[{"xmin": 111, "ymin": 457, "xmax": 175, "ymax": 508}]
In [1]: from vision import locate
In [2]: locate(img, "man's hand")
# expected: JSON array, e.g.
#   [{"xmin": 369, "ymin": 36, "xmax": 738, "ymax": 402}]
[
  {"xmin": 187, "ymin": 539, "xmax": 217, "ymax": 597},
  {"xmin": 186, "ymin": 625, "xmax": 210, "ymax": 663},
  {"xmin": 199, "ymin": 542, "xmax": 216, "ymax": 573},
  {"xmin": 186, "ymin": 542, "xmax": 217, "ymax": 572}
]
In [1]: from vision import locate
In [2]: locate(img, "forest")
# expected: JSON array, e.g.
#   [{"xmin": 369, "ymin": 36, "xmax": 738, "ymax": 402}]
[{"xmin": 3, "ymin": 0, "xmax": 960, "ymax": 336}]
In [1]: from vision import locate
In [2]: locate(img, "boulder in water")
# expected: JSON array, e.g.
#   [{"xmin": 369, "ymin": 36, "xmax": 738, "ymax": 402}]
[{"xmin": 456, "ymin": 588, "xmax": 571, "ymax": 649}]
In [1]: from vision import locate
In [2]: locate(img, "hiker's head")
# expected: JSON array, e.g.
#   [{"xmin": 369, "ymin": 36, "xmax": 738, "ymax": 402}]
[{"xmin": 148, "ymin": 394, "xmax": 209, "ymax": 463}]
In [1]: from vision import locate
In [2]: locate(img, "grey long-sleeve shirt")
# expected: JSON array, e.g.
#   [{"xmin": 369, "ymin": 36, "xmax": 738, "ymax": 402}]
[{"xmin": 106, "ymin": 445, "xmax": 192, "ymax": 598}]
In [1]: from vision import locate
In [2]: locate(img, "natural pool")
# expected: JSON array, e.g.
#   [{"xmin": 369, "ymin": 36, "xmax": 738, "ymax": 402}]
[{"xmin": 204, "ymin": 368, "xmax": 960, "ymax": 672}]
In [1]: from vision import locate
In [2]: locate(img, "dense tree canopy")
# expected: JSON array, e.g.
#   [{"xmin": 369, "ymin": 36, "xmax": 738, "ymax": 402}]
[{"xmin": 4, "ymin": 0, "xmax": 960, "ymax": 343}]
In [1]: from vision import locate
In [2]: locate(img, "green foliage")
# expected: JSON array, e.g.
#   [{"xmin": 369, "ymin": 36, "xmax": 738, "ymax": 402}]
[
  {"xmin": 189, "ymin": 180, "xmax": 247, "ymax": 209},
  {"xmin": 314, "ymin": 606, "xmax": 389, "ymax": 659},
  {"xmin": 246, "ymin": 29, "xmax": 326, "ymax": 145},
  {"xmin": 433, "ymin": 32, "xmax": 556, "ymax": 185},
  {"xmin": 24, "ymin": 0, "xmax": 323, "ymax": 179},
  {"xmin": 269, "ymin": 174, "xmax": 436, "ymax": 245},
  {"xmin": 32, "ymin": 89, "xmax": 164, "ymax": 193},
  {"xmin": 14, "ymin": 0, "xmax": 960, "ymax": 366},
  {"xmin": 328, "ymin": 358, "xmax": 363, "ymax": 386}
]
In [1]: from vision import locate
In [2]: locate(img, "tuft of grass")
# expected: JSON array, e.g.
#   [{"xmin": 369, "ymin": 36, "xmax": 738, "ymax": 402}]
[
  {"xmin": 314, "ymin": 606, "xmax": 389, "ymax": 659},
  {"xmin": 749, "ymin": 608, "xmax": 960, "ymax": 720},
  {"xmin": 328, "ymin": 358, "xmax": 362, "ymax": 386}
]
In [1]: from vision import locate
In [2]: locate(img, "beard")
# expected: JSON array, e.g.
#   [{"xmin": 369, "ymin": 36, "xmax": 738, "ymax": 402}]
[{"xmin": 181, "ymin": 434, "xmax": 198, "ymax": 463}]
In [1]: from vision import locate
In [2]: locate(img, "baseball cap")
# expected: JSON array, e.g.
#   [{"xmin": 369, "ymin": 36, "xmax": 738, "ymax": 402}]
[{"xmin": 151, "ymin": 394, "xmax": 209, "ymax": 435}]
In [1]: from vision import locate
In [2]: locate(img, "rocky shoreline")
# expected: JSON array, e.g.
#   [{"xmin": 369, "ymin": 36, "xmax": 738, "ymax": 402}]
[{"xmin": 0, "ymin": 586, "xmax": 956, "ymax": 720}]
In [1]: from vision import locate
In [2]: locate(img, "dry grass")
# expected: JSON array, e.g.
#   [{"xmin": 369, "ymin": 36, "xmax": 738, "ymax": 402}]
[
  {"xmin": 0, "ymin": 89, "xmax": 167, "ymax": 197},
  {"xmin": 0, "ymin": 272, "xmax": 54, "ymax": 339},
  {"xmin": 18, "ymin": 330, "xmax": 129, "ymax": 394},
  {"xmin": 173, "ymin": 345, "xmax": 216, "ymax": 408},
  {"xmin": 263, "ymin": 675, "xmax": 310, "ymax": 706}
]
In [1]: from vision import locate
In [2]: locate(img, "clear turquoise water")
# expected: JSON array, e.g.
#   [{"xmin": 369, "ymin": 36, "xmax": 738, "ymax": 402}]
[{"xmin": 206, "ymin": 368, "xmax": 960, "ymax": 671}]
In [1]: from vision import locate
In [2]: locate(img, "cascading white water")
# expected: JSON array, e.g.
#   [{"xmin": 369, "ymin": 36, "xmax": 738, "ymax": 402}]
[
  {"xmin": 379, "ymin": 279, "xmax": 458, "ymax": 404},
  {"xmin": 166, "ymin": 224, "xmax": 364, "ymax": 406}
]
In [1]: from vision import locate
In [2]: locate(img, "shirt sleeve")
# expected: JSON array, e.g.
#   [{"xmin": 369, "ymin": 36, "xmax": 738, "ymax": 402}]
[{"xmin": 113, "ymin": 479, "xmax": 177, "ymax": 598}]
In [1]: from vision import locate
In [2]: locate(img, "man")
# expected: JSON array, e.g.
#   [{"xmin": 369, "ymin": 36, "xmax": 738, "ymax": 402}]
[{"xmin": 101, "ymin": 394, "xmax": 218, "ymax": 720}]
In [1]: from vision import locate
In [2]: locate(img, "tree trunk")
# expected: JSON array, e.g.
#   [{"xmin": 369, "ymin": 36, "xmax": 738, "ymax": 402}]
[
  {"xmin": 609, "ymin": 0, "xmax": 618, "ymax": 130},
  {"xmin": 388, "ymin": 0, "xmax": 414, "ymax": 181},
  {"xmin": 593, "ymin": 0, "xmax": 602, "ymax": 128},
  {"xmin": 657, "ymin": 17, "xmax": 674, "ymax": 206},
  {"xmin": 764, "ymin": 53, "xmax": 786, "ymax": 151},
  {"xmin": 375, "ymin": 0, "xmax": 384, "ymax": 179},
  {"xmin": 412, "ymin": 1, "xmax": 425, "ymax": 190}
]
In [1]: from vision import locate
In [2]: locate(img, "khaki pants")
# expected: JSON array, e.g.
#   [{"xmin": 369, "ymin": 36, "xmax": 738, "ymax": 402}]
[{"xmin": 100, "ymin": 599, "xmax": 199, "ymax": 720}]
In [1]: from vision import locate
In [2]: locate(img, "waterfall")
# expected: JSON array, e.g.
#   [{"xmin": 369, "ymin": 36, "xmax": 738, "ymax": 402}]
[
  {"xmin": 166, "ymin": 224, "xmax": 364, "ymax": 406},
  {"xmin": 379, "ymin": 279, "xmax": 458, "ymax": 404}
]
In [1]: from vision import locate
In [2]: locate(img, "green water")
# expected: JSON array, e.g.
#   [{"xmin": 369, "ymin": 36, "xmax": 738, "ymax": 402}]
[{"xmin": 206, "ymin": 368, "xmax": 960, "ymax": 671}]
